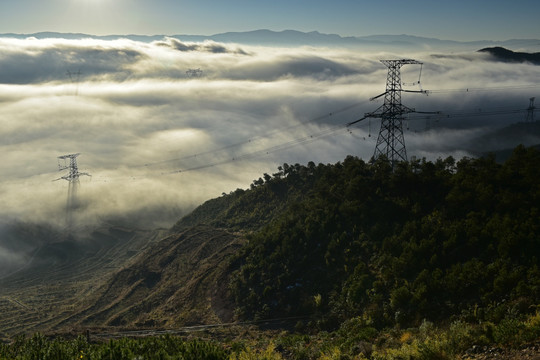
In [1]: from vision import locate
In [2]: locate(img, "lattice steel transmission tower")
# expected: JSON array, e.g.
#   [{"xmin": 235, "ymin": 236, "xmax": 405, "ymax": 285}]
[
  {"xmin": 186, "ymin": 68, "xmax": 203, "ymax": 78},
  {"xmin": 526, "ymin": 97, "xmax": 536, "ymax": 122},
  {"xmin": 66, "ymin": 69, "xmax": 82, "ymax": 96},
  {"xmin": 365, "ymin": 59, "xmax": 429, "ymax": 165},
  {"xmin": 54, "ymin": 153, "xmax": 90, "ymax": 228}
]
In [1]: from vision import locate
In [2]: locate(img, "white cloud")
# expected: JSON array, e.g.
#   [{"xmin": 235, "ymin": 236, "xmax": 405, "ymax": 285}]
[{"xmin": 0, "ymin": 37, "xmax": 538, "ymax": 230}]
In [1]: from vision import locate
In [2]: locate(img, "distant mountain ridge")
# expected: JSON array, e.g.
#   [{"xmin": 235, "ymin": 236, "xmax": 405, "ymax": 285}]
[
  {"xmin": 479, "ymin": 46, "xmax": 540, "ymax": 64},
  {"xmin": 1, "ymin": 29, "xmax": 539, "ymax": 50}
]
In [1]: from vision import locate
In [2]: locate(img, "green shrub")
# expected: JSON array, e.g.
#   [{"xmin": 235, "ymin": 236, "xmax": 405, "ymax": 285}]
[
  {"xmin": 521, "ymin": 311, "xmax": 540, "ymax": 342},
  {"xmin": 493, "ymin": 318, "xmax": 523, "ymax": 345},
  {"xmin": 229, "ymin": 342, "xmax": 283, "ymax": 360},
  {"xmin": 447, "ymin": 321, "xmax": 475, "ymax": 353}
]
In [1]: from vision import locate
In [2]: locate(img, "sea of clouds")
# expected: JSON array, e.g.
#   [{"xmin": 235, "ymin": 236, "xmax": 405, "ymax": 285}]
[{"xmin": 0, "ymin": 36, "xmax": 538, "ymax": 232}]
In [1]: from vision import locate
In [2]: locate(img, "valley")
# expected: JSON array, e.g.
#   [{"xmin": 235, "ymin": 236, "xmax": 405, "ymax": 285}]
[{"xmin": 0, "ymin": 226, "xmax": 167, "ymax": 340}]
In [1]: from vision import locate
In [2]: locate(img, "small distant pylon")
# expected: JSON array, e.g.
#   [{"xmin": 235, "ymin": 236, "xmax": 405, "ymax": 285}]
[
  {"xmin": 66, "ymin": 69, "xmax": 82, "ymax": 95},
  {"xmin": 54, "ymin": 153, "xmax": 90, "ymax": 229},
  {"xmin": 186, "ymin": 68, "xmax": 203, "ymax": 78},
  {"xmin": 526, "ymin": 97, "xmax": 536, "ymax": 122}
]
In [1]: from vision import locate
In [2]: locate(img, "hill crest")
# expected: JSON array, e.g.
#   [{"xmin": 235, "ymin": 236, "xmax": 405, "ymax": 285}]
[{"xmin": 479, "ymin": 46, "xmax": 540, "ymax": 64}]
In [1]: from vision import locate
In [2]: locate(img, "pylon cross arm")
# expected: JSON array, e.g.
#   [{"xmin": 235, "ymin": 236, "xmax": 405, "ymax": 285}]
[{"xmin": 380, "ymin": 59, "xmax": 423, "ymax": 66}]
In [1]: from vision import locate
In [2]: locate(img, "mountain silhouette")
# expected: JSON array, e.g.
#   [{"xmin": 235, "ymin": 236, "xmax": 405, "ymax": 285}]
[{"xmin": 479, "ymin": 46, "xmax": 540, "ymax": 65}]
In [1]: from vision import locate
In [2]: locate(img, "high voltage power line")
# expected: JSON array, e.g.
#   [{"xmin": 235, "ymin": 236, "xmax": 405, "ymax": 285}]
[
  {"xmin": 106, "ymin": 107, "xmax": 533, "ymax": 181},
  {"xmin": 124, "ymin": 83, "xmax": 540, "ymax": 177},
  {"xmin": 408, "ymin": 108, "xmax": 528, "ymax": 121},
  {"xmin": 166, "ymin": 123, "xmax": 351, "ymax": 175},
  {"xmin": 3, "ymin": 83, "xmax": 537, "ymax": 185},
  {"xmin": 97, "ymin": 121, "xmax": 358, "ymax": 181},
  {"xmin": 425, "ymin": 83, "xmax": 539, "ymax": 94},
  {"xmin": 157, "ymin": 102, "xmax": 537, "ymax": 178},
  {"xmin": 50, "ymin": 95, "xmax": 539, "ymax": 183},
  {"xmin": 131, "ymin": 100, "xmax": 370, "ymax": 170}
]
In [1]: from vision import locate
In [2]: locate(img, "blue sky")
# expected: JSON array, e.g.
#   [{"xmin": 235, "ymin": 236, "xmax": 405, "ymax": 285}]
[{"xmin": 0, "ymin": 0, "xmax": 538, "ymax": 41}]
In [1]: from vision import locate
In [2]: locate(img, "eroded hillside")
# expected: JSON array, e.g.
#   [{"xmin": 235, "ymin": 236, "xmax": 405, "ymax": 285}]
[{"xmin": 63, "ymin": 226, "xmax": 244, "ymax": 331}]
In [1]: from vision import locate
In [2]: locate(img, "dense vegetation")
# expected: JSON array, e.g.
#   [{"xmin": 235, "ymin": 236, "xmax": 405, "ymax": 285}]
[
  {"xmin": 215, "ymin": 146, "xmax": 540, "ymax": 329},
  {"xmin": 0, "ymin": 334, "xmax": 229, "ymax": 360},
  {"xmin": 2, "ymin": 312, "xmax": 539, "ymax": 359}
]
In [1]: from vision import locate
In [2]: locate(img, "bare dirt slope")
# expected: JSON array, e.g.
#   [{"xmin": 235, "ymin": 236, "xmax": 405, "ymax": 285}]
[{"xmin": 59, "ymin": 226, "xmax": 244, "ymax": 332}]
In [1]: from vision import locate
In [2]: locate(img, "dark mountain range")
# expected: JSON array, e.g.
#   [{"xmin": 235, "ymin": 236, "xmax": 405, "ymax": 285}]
[
  {"xmin": 1, "ymin": 30, "xmax": 538, "ymax": 50},
  {"xmin": 479, "ymin": 46, "xmax": 540, "ymax": 64}
]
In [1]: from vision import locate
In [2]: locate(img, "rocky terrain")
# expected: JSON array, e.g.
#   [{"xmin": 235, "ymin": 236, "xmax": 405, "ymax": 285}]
[{"xmin": 461, "ymin": 341, "xmax": 540, "ymax": 360}]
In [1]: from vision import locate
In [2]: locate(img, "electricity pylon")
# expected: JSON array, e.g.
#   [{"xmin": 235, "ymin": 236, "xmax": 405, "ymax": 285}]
[
  {"xmin": 526, "ymin": 97, "xmax": 536, "ymax": 122},
  {"xmin": 54, "ymin": 153, "xmax": 90, "ymax": 229},
  {"xmin": 66, "ymin": 69, "xmax": 82, "ymax": 96},
  {"xmin": 348, "ymin": 59, "xmax": 436, "ymax": 167},
  {"xmin": 368, "ymin": 59, "xmax": 427, "ymax": 164},
  {"xmin": 186, "ymin": 68, "xmax": 203, "ymax": 78}
]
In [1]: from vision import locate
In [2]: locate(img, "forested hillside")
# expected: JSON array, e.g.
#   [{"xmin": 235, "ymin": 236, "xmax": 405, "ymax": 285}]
[
  {"xmin": 2, "ymin": 146, "xmax": 539, "ymax": 359},
  {"xmin": 175, "ymin": 145, "xmax": 539, "ymax": 330}
]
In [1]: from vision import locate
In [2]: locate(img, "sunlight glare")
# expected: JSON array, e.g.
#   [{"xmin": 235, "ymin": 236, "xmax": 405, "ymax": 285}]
[{"xmin": 73, "ymin": 0, "xmax": 108, "ymax": 5}]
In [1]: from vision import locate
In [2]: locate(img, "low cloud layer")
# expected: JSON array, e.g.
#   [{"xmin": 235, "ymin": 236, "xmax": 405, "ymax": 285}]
[
  {"xmin": 0, "ymin": 36, "xmax": 538, "ymax": 231},
  {"xmin": 155, "ymin": 37, "xmax": 249, "ymax": 55}
]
